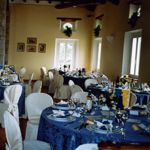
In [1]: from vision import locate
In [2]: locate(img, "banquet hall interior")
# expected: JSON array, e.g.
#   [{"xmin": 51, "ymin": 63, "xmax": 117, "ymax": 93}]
[{"xmin": 0, "ymin": 0, "xmax": 150, "ymax": 149}]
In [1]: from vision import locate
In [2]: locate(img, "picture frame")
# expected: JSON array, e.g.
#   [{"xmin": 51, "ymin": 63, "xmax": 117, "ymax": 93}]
[
  {"xmin": 27, "ymin": 45, "xmax": 36, "ymax": 52},
  {"xmin": 17, "ymin": 42, "xmax": 25, "ymax": 52},
  {"xmin": 27, "ymin": 37, "xmax": 37, "ymax": 44},
  {"xmin": 38, "ymin": 43, "xmax": 46, "ymax": 53}
]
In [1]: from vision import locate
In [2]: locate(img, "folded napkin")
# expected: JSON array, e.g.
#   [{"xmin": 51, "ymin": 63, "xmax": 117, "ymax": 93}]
[
  {"xmin": 52, "ymin": 110, "xmax": 65, "ymax": 117},
  {"xmin": 57, "ymin": 100, "xmax": 68, "ymax": 105},
  {"xmin": 72, "ymin": 112, "xmax": 81, "ymax": 118},
  {"xmin": 95, "ymin": 121, "xmax": 103, "ymax": 127},
  {"xmin": 101, "ymin": 106, "xmax": 110, "ymax": 111}
]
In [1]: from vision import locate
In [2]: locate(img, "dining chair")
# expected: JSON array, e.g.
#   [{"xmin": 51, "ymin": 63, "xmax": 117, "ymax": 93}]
[
  {"xmin": 0, "ymin": 84, "xmax": 22, "ymax": 128},
  {"xmin": 70, "ymin": 84, "xmax": 83, "ymax": 96},
  {"xmin": 18, "ymin": 66, "xmax": 27, "ymax": 82},
  {"xmin": 48, "ymin": 69, "xmax": 59, "ymax": 95},
  {"xmin": 40, "ymin": 66, "xmax": 49, "ymax": 87},
  {"xmin": 75, "ymin": 144, "xmax": 98, "ymax": 150},
  {"xmin": 25, "ymin": 93, "xmax": 53, "ymax": 140},
  {"xmin": 4, "ymin": 111, "xmax": 52, "ymax": 150},
  {"xmin": 53, "ymin": 74, "xmax": 71, "ymax": 99},
  {"xmin": 68, "ymin": 80, "xmax": 75, "ymax": 86},
  {"xmin": 32, "ymin": 80, "xmax": 42, "ymax": 93},
  {"xmin": 70, "ymin": 91, "xmax": 88, "ymax": 103},
  {"xmin": 25, "ymin": 72, "xmax": 34, "ymax": 97},
  {"xmin": 129, "ymin": 92, "xmax": 137, "ymax": 107},
  {"xmin": 48, "ymin": 71, "xmax": 54, "ymax": 81},
  {"xmin": 84, "ymin": 78, "xmax": 98, "ymax": 89}
]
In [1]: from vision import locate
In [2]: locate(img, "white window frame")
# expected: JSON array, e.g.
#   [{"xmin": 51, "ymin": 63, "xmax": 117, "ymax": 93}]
[
  {"xmin": 91, "ymin": 37, "xmax": 102, "ymax": 71},
  {"xmin": 54, "ymin": 38, "xmax": 79, "ymax": 70},
  {"xmin": 122, "ymin": 29, "xmax": 142, "ymax": 77},
  {"xmin": 130, "ymin": 35, "xmax": 142, "ymax": 76}
]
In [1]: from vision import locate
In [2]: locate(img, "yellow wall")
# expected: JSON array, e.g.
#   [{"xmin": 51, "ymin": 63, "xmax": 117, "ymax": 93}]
[
  {"xmin": 95, "ymin": 1, "xmax": 150, "ymax": 82},
  {"xmin": 8, "ymin": 2, "xmax": 150, "ymax": 83},
  {"xmin": 8, "ymin": 4, "xmax": 93, "ymax": 79}
]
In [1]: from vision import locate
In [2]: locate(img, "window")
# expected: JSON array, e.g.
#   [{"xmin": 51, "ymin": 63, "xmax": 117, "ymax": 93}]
[
  {"xmin": 54, "ymin": 39, "xmax": 79, "ymax": 69},
  {"xmin": 130, "ymin": 36, "xmax": 142, "ymax": 76},
  {"xmin": 122, "ymin": 29, "xmax": 142, "ymax": 77},
  {"xmin": 91, "ymin": 38, "xmax": 102, "ymax": 71}
]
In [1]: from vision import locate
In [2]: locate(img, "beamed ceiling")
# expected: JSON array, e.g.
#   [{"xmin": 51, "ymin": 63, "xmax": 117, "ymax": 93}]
[{"xmin": 9, "ymin": 0, "xmax": 142, "ymax": 11}]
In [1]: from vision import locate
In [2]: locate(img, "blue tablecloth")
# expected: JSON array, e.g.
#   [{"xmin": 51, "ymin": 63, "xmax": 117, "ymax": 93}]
[
  {"xmin": 37, "ymin": 107, "xmax": 150, "ymax": 150},
  {"xmin": 0, "ymin": 83, "xmax": 25, "ymax": 115},
  {"xmin": 134, "ymin": 92, "xmax": 150, "ymax": 105},
  {"xmin": 63, "ymin": 75, "xmax": 89, "ymax": 90},
  {"xmin": 87, "ymin": 85, "xmax": 150, "ymax": 105}
]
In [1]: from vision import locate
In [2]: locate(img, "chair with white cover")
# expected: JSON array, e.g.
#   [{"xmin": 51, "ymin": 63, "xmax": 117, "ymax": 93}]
[
  {"xmin": 48, "ymin": 71, "xmax": 54, "ymax": 81},
  {"xmin": 32, "ymin": 80, "xmax": 42, "ymax": 93},
  {"xmin": 4, "ymin": 111, "xmax": 52, "ymax": 150},
  {"xmin": 70, "ymin": 91, "xmax": 88, "ymax": 103},
  {"xmin": 48, "ymin": 70, "xmax": 59, "ymax": 95},
  {"xmin": 40, "ymin": 66, "xmax": 49, "ymax": 87},
  {"xmin": 18, "ymin": 66, "xmax": 26, "ymax": 82},
  {"xmin": 68, "ymin": 80, "xmax": 75, "ymax": 86},
  {"xmin": 84, "ymin": 78, "xmax": 98, "ymax": 89},
  {"xmin": 75, "ymin": 144, "xmax": 98, "ymax": 150},
  {"xmin": 0, "ymin": 84, "xmax": 22, "ymax": 127},
  {"xmin": 25, "ymin": 93, "xmax": 53, "ymax": 140},
  {"xmin": 129, "ymin": 92, "xmax": 137, "ymax": 107},
  {"xmin": 25, "ymin": 72, "xmax": 34, "ymax": 97},
  {"xmin": 53, "ymin": 74, "xmax": 71, "ymax": 99},
  {"xmin": 70, "ymin": 85, "xmax": 83, "ymax": 96}
]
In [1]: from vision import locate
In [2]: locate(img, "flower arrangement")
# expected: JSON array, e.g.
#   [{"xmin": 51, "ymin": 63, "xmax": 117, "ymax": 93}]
[
  {"xmin": 128, "ymin": 12, "xmax": 138, "ymax": 28},
  {"xmin": 94, "ymin": 24, "xmax": 101, "ymax": 37},
  {"xmin": 63, "ymin": 26, "xmax": 72, "ymax": 37}
]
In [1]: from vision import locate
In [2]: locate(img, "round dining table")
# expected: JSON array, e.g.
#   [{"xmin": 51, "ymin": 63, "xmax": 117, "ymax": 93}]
[{"xmin": 37, "ymin": 105, "xmax": 150, "ymax": 150}]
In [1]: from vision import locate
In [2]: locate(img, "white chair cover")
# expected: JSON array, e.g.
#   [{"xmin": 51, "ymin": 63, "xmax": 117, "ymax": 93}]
[
  {"xmin": 48, "ymin": 70, "xmax": 59, "ymax": 94},
  {"xmin": 32, "ymin": 80, "xmax": 42, "ymax": 93},
  {"xmin": 41, "ymin": 66, "xmax": 47, "ymax": 77},
  {"xmin": 4, "ymin": 111, "xmax": 23, "ymax": 150},
  {"xmin": 55, "ymin": 85, "xmax": 71, "ymax": 100},
  {"xmin": 28, "ymin": 72, "xmax": 34, "ymax": 86},
  {"xmin": 70, "ymin": 85, "xmax": 83, "ymax": 96},
  {"xmin": 48, "ymin": 71, "xmax": 54, "ymax": 81},
  {"xmin": 40, "ymin": 66, "xmax": 49, "ymax": 87},
  {"xmin": 19, "ymin": 67, "xmax": 26, "ymax": 77},
  {"xmin": 25, "ymin": 93, "xmax": 53, "ymax": 140},
  {"xmin": 68, "ymin": 80, "xmax": 75, "ymax": 86},
  {"xmin": 84, "ymin": 79, "xmax": 98, "ymax": 89},
  {"xmin": 53, "ymin": 74, "xmax": 64, "ymax": 98},
  {"xmin": 71, "ymin": 91, "xmax": 88, "ymax": 103},
  {"xmin": 25, "ymin": 72, "xmax": 34, "ymax": 97},
  {"xmin": 19, "ymin": 67, "xmax": 26, "ymax": 82},
  {"xmin": 4, "ymin": 84, "xmax": 22, "ymax": 124},
  {"xmin": 129, "ymin": 92, "xmax": 137, "ymax": 107},
  {"xmin": 75, "ymin": 144, "xmax": 98, "ymax": 150},
  {"xmin": 4, "ymin": 111, "xmax": 51, "ymax": 150}
]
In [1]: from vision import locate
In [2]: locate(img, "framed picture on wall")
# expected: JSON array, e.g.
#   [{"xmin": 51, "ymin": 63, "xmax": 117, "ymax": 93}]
[
  {"xmin": 17, "ymin": 42, "xmax": 25, "ymax": 52},
  {"xmin": 27, "ymin": 37, "xmax": 37, "ymax": 44},
  {"xmin": 27, "ymin": 45, "xmax": 36, "ymax": 52},
  {"xmin": 38, "ymin": 43, "xmax": 46, "ymax": 53}
]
